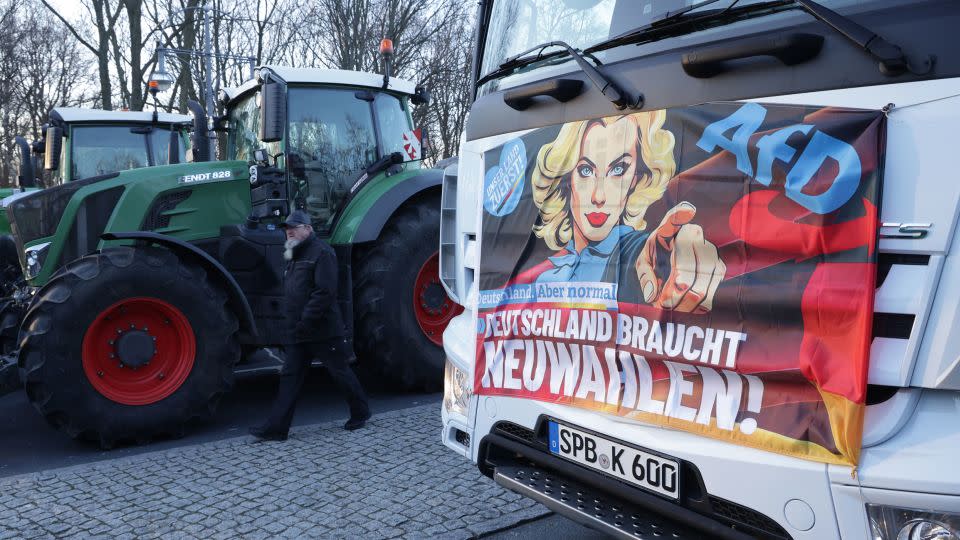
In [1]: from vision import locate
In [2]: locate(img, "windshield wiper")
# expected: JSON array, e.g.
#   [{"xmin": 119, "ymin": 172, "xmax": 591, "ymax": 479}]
[
  {"xmin": 587, "ymin": 0, "xmax": 793, "ymax": 54},
  {"xmin": 477, "ymin": 40, "xmax": 641, "ymax": 109},
  {"xmin": 587, "ymin": 0, "xmax": 932, "ymax": 77},
  {"xmin": 793, "ymin": 0, "xmax": 932, "ymax": 76},
  {"xmin": 649, "ymin": 0, "xmax": 725, "ymax": 25}
]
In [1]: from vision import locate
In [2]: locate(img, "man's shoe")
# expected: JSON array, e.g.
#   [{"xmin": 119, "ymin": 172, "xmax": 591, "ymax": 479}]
[
  {"xmin": 344, "ymin": 412, "xmax": 372, "ymax": 431},
  {"xmin": 248, "ymin": 426, "xmax": 288, "ymax": 442}
]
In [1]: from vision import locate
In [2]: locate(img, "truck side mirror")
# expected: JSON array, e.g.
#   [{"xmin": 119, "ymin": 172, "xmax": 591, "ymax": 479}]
[
  {"xmin": 259, "ymin": 80, "xmax": 285, "ymax": 143},
  {"xmin": 44, "ymin": 127, "xmax": 62, "ymax": 172},
  {"xmin": 14, "ymin": 136, "xmax": 35, "ymax": 188}
]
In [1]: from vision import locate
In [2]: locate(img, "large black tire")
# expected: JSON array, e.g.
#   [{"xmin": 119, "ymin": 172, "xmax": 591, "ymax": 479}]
[
  {"xmin": 0, "ymin": 235, "xmax": 26, "ymax": 355},
  {"xmin": 0, "ymin": 234, "xmax": 21, "ymax": 301},
  {"xmin": 353, "ymin": 197, "xmax": 449, "ymax": 391},
  {"xmin": 0, "ymin": 299, "xmax": 22, "ymax": 355},
  {"xmin": 18, "ymin": 246, "xmax": 240, "ymax": 447}
]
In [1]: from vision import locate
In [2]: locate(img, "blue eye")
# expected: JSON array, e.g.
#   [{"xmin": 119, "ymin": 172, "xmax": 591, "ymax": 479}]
[
  {"xmin": 609, "ymin": 163, "xmax": 627, "ymax": 176},
  {"xmin": 577, "ymin": 165, "xmax": 594, "ymax": 177}
]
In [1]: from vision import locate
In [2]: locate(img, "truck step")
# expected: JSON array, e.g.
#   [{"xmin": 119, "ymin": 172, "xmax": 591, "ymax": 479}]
[{"xmin": 494, "ymin": 463, "xmax": 751, "ymax": 540}]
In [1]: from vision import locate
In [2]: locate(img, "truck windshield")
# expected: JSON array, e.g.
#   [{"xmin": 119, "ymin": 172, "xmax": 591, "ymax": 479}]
[
  {"xmin": 479, "ymin": 0, "xmax": 884, "ymax": 94},
  {"xmin": 70, "ymin": 125, "xmax": 185, "ymax": 181}
]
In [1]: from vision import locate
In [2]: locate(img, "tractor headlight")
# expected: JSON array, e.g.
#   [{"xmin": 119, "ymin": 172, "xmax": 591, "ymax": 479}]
[
  {"xmin": 867, "ymin": 504, "xmax": 960, "ymax": 540},
  {"xmin": 443, "ymin": 358, "xmax": 472, "ymax": 417},
  {"xmin": 24, "ymin": 242, "xmax": 51, "ymax": 279}
]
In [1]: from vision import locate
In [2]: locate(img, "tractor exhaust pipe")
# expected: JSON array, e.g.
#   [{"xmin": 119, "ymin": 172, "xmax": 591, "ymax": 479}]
[
  {"xmin": 14, "ymin": 136, "xmax": 35, "ymax": 188},
  {"xmin": 168, "ymin": 127, "xmax": 181, "ymax": 165},
  {"xmin": 187, "ymin": 99, "xmax": 211, "ymax": 163}
]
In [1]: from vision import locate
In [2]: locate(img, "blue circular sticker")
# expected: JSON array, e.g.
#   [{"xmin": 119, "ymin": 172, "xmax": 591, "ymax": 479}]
[{"xmin": 483, "ymin": 138, "xmax": 526, "ymax": 217}]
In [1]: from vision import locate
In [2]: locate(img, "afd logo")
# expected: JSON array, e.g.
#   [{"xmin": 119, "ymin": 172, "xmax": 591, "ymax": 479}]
[{"xmin": 697, "ymin": 102, "xmax": 863, "ymax": 215}]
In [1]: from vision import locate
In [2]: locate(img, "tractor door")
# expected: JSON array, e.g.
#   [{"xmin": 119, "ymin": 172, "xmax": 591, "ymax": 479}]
[{"xmin": 285, "ymin": 87, "xmax": 379, "ymax": 235}]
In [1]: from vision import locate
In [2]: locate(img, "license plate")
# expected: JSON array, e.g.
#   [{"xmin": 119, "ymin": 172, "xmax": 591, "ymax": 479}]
[{"xmin": 548, "ymin": 421, "xmax": 680, "ymax": 500}]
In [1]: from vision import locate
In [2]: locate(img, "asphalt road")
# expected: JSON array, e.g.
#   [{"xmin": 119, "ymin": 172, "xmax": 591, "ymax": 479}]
[{"xmin": 0, "ymin": 369, "xmax": 439, "ymax": 478}]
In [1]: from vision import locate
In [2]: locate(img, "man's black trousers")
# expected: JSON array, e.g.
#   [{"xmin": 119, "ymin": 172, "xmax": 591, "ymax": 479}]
[{"xmin": 264, "ymin": 338, "xmax": 370, "ymax": 434}]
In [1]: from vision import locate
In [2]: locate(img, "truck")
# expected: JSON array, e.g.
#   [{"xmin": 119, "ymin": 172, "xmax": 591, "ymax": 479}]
[
  {"xmin": 440, "ymin": 1, "xmax": 960, "ymax": 539},
  {"xmin": 5, "ymin": 64, "xmax": 457, "ymax": 447}
]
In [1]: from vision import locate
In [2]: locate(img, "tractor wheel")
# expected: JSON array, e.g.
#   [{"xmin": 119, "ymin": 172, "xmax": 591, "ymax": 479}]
[
  {"xmin": 18, "ymin": 246, "xmax": 239, "ymax": 447},
  {"xmin": 0, "ymin": 299, "xmax": 22, "ymax": 355},
  {"xmin": 0, "ymin": 234, "xmax": 21, "ymax": 294},
  {"xmin": 353, "ymin": 198, "xmax": 463, "ymax": 391}
]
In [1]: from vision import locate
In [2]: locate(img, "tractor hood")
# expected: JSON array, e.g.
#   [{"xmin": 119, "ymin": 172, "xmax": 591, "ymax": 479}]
[
  {"xmin": 7, "ymin": 160, "xmax": 251, "ymax": 286},
  {"xmin": 7, "ymin": 173, "xmax": 120, "ymax": 255}
]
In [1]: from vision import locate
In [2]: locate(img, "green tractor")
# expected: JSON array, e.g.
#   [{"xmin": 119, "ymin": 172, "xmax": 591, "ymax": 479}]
[
  {"xmin": 0, "ymin": 108, "xmax": 193, "ymax": 352},
  {"xmin": 2, "ymin": 106, "xmax": 194, "ymax": 229},
  {"xmin": 6, "ymin": 65, "xmax": 460, "ymax": 446}
]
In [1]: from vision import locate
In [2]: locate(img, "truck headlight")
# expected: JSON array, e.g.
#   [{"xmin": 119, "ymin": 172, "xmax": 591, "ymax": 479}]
[
  {"xmin": 867, "ymin": 504, "xmax": 959, "ymax": 540},
  {"xmin": 24, "ymin": 242, "xmax": 51, "ymax": 279},
  {"xmin": 443, "ymin": 358, "xmax": 472, "ymax": 417}
]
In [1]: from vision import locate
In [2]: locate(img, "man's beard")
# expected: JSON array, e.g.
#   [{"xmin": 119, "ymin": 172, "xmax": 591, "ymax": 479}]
[{"xmin": 283, "ymin": 238, "xmax": 302, "ymax": 260}]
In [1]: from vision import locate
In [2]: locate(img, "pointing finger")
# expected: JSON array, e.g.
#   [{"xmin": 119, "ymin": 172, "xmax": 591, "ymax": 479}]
[
  {"xmin": 659, "ymin": 224, "xmax": 702, "ymax": 310},
  {"xmin": 654, "ymin": 202, "xmax": 697, "ymax": 243}
]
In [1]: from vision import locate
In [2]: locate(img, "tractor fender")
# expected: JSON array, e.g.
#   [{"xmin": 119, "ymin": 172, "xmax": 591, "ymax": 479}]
[
  {"xmin": 350, "ymin": 169, "xmax": 443, "ymax": 243},
  {"xmin": 100, "ymin": 231, "xmax": 258, "ymax": 339}
]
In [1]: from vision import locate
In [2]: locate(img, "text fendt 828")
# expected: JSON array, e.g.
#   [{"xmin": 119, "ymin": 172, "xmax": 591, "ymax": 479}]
[
  {"xmin": 440, "ymin": 1, "xmax": 959, "ymax": 539},
  {"xmin": 6, "ymin": 65, "xmax": 459, "ymax": 446},
  {"xmin": 0, "ymin": 108, "xmax": 193, "ymax": 391}
]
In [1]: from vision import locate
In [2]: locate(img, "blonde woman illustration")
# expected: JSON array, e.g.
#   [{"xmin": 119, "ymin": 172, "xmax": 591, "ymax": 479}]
[{"xmin": 523, "ymin": 111, "xmax": 725, "ymax": 313}]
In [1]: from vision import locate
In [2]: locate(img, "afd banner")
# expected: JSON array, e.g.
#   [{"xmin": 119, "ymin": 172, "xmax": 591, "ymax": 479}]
[{"xmin": 474, "ymin": 103, "xmax": 885, "ymax": 466}]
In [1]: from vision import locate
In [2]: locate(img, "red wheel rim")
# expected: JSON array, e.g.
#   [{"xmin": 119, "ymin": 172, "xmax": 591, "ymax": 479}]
[
  {"xmin": 82, "ymin": 297, "xmax": 196, "ymax": 405},
  {"xmin": 413, "ymin": 252, "xmax": 463, "ymax": 347}
]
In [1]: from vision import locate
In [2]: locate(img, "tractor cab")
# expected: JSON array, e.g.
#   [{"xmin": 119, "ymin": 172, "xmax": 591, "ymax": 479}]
[
  {"xmin": 41, "ymin": 107, "xmax": 192, "ymax": 185},
  {"xmin": 221, "ymin": 66, "xmax": 428, "ymax": 235}
]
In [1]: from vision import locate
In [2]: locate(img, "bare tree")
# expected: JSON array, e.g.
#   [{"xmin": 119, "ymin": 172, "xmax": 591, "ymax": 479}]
[
  {"xmin": 5, "ymin": 0, "xmax": 476, "ymax": 177},
  {"xmin": 414, "ymin": 6, "xmax": 473, "ymax": 163},
  {"xmin": 41, "ymin": 0, "xmax": 124, "ymax": 110},
  {"xmin": 0, "ymin": 1, "xmax": 92, "ymax": 186}
]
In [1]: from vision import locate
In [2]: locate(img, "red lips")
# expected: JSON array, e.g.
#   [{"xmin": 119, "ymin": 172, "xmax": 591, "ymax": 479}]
[{"xmin": 586, "ymin": 212, "xmax": 610, "ymax": 227}]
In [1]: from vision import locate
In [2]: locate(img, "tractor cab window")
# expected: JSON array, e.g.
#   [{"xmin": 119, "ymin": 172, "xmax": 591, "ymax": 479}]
[
  {"xmin": 69, "ymin": 125, "xmax": 185, "ymax": 181},
  {"xmin": 374, "ymin": 93, "xmax": 414, "ymax": 159},
  {"xmin": 286, "ymin": 87, "xmax": 378, "ymax": 233}
]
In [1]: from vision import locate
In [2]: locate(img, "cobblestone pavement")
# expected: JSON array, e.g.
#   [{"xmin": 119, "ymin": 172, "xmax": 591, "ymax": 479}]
[{"xmin": 0, "ymin": 404, "xmax": 548, "ymax": 539}]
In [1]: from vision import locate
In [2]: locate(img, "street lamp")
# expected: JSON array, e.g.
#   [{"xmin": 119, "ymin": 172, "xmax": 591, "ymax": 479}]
[
  {"xmin": 148, "ymin": 53, "xmax": 175, "ymax": 93},
  {"xmin": 149, "ymin": 5, "xmax": 256, "ymax": 119}
]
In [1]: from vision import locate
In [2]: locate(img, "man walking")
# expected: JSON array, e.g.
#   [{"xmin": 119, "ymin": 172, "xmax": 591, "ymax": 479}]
[{"xmin": 250, "ymin": 210, "xmax": 371, "ymax": 441}]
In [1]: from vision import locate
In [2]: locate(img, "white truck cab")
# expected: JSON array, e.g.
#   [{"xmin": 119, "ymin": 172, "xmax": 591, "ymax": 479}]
[{"xmin": 440, "ymin": 1, "xmax": 960, "ymax": 539}]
